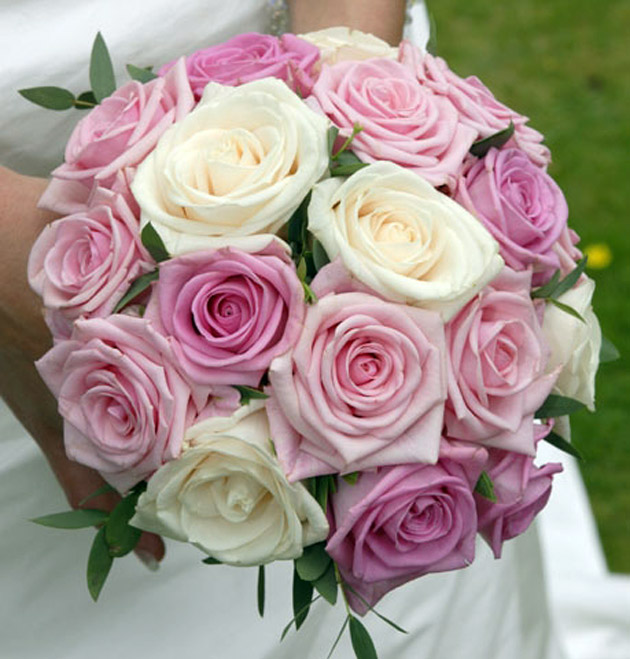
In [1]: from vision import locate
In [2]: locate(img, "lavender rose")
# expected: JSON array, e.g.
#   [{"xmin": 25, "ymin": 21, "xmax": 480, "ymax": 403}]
[
  {"xmin": 309, "ymin": 57, "xmax": 477, "ymax": 188},
  {"xmin": 327, "ymin": 460, "xmax": 478, "ymax": 613},
  {"xmin": 160, "ymin": 32, "xmax": 320, "ymax": 98},
  {"xmin": 455, "ymin": 148, "xmax": 569, "ymax": 283},
  {"xmin": 267, "ymin": 291, "xmax": 447, "ymax": 480},
  {"xmin": 35, "ymin": 315, "xmax": 235, "ymax": 492},
  {"xmin": 145, "ymin": 245, "xmax": 305, "ymax": 387}
]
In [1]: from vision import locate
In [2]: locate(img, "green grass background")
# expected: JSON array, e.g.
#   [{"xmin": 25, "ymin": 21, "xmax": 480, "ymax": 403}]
[{"xmin": 426, "ymin": 0, "xmax": 630, "ymax": 572}]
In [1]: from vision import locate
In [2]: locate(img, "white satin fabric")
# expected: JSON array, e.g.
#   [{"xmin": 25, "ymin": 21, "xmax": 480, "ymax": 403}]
[{"xmin": 1, "ymin": 2, "xmax": 628, "ymax": 658}]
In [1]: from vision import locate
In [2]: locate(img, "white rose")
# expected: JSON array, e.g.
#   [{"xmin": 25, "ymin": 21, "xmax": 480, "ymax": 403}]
[
  {"xmin": 542, "ymin": 276, "xmax": 602, "ymax": 411},
  {"xmin": 299, "ymin": 27, "xmax": 399, "ymax": 65},
  {"xmin": 131, "ymin": 78, "xmax": 330, "ymax": 256},
  {"xmin": 131, "ymin": 401, "xmax": 329, "ymax": 565},
  {"xmin": 308, "ymin": 161, "xmax": 504, "ymax": 320}
]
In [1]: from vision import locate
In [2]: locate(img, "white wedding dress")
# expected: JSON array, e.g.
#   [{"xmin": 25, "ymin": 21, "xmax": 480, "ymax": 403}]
[{"xmin": 1, "ymin": 2, "xmax": 628, "ymax": 658}]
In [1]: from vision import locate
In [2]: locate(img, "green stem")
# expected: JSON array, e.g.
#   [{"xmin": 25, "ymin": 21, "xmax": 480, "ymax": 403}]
[
  {"xmin": 73, "ymin": 99, "xmax": 97, "ymax": 108},
  {"xmin": 334, "ymin": 563, "xmax": 352, "ymax": 616},
  {"xmin": 331, "ymin": 123, "xmax": 363, "ymax": 160}
]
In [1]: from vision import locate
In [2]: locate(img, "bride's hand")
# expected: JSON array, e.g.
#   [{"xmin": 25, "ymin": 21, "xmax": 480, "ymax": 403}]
[{"xmin": 0, "ymin": 166, "xmax": 165, "ymax": 568}]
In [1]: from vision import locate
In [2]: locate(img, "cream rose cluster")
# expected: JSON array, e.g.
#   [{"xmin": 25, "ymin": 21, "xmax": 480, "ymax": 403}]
[{"xmin": 29, "ymin": 28, "xmax": 605, "ymax": 625}]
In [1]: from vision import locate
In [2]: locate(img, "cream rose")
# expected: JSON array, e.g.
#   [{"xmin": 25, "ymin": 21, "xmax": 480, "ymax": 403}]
[
  {"xmin": 130, "ymin": 401, "xmax": 329, "ymax": 565},
  {"xmin": 308, "ymin": 162, "xmax": 504, "ymax": 319},
  {"xmin": 542, "ymin": 276, "xmax": 602, "ymax": 411},
  {"xmin": 131, "ymin": 78, "xmax": 330, "ymax": 256},
  {"xmin": 299, "ymin": 27, "xmax": 398, "ymax": 65}
]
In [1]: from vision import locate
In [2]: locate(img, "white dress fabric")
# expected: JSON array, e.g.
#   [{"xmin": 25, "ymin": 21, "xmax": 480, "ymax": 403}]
[{"xmin": 1, "ymin": 2, "xmax": 628, "ymax": 658}]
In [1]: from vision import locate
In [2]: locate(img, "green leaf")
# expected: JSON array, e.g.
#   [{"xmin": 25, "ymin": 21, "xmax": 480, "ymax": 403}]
[
  {"xmin": 257, "ymin": 565, "xmax": 265, "ymax": 618},
  {"xmin": 552, "ymin": 257, "xmax": 588, "ymax": 298},
  {"xmin": 126, "ymin": 63, "xmax": 158, "ymax": 83},
  {"xmin": 548, "ymin": 298, "xmax": 585, "ymax": 323},
  {"xmin": 315, "ymin": 475, "xmax": 334, "ymax": 513},
  {"xmin": 292, "ymin": 566, "xmax": 314, "ymax": 631},
  {"xmin": 141, "ymin": 223, "xmax": 170, "ymax": 263},
  {"xmin": 113, "ymin": 269, "xmax": 159, "ymax": 313},
  {"xmin": 74, "ymin": 90, "xmax": 98, "ymax": 109},
  {"xmin": 201, "ymin": 556, "xmax": 222, "ymax": 565},
  {"xmin": 474, "ymin": 471, "xmax": 497, "ymax": 503},
  {"xmin": 331, "ymin": 123, "xmax": 363, "ymax": 160},
  {"xmin": 78, "ymin": 483, "xmax": 116, "ymax": 506},
  {"xmin": 327, "ymin": 125, "xmax": 340, "ymax": 157},
  {"xmin": 470, "ymin": 122, "xmax": 515, "ymax": 158},
  {"xmin": 280, "ymin": 595, "xmax": 322, "ymax": 641},
  {"xmin": 327, "ymin": 616, "xmax": 350, "ymax": 659},
  {"xmin": 31, "ymin": 509, "xmax": 108, "ymax": 529},
  {"xmin": 313, "ymin": 560, "xmax": 337, "ymax": 605},
  {"xmin": 18, "ymin": 86, "xmax": 75, "ymax": 111},
  {"xmin": 343, "ymin": 583, "xmax": 408, "ymax": 635},
  {"xmin": 105, "ymin": 489, "xmax": 143, "ymax": 557},
  {"xmin": 342, "ymin": 472, "xmax": 360, "ymax": 486},
  {"xmin": 287, "ymin": 193, "xmax": 311, "ymax": 255},
  {"xmin": 302, "ymin": 280, "xmax": 318, "ymax": 305},
  {"xmin": 531, "ymin": 270, "xmax": 562, "ymax": 299},
  {"xmin": 535, "ymin": 394, "xmax": 586, "ymax": 419},
  {"xmin": 349, "ymin": 616, "xmax": 378, "ymax": 659},
  {"xmin": 312, "ymin": 239, "xmax": 330, "ymax": 272},
  {"xmin": 330, "ymin": 162, "xmax": 370, "ymax": 178},
  {"xmin": 87, "ymin": 527, "xmax": 114, "ymax": 601},
  {"xmin": 297, "ymin": 256, "xmax": 307, "ymax": 282},
  {"xmin": 232, "ymin": 385, "xmax": 269, "ymax": 405},
  {"xmin": 544, "ymin": 430, "xmax": 584, "ymax": 461},
  {"xmin": 600, "ymin": 336, "xmax": 620, "ymax": 363},
  {"xmin": 90, "ymin": 32, "xmax": 116, "ymax": 103},
  {"xmin": 295, "ymin": 542, "xmax": 331, "ymax": 582}
]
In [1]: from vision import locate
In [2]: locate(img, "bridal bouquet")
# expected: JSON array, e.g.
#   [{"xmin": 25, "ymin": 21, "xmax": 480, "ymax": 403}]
[{"xmin": 24, "ymin": 27, "xmax": 609, "ymax": 658}]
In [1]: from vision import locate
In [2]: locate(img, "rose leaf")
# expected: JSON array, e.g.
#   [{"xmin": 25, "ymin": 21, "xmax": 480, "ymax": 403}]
[
  {"xmin": 535, "ymin": 394, "xmax": 586, "ymax": 419},
  {"xmin": 126, "ymin": 63, "xmax": 158, "ymax": 83},
  {"xmin": 113, "ymin": 269, "xmax": 159, "ymax": 314},
  {"xmin": 31, "ymin": 509, "xmax": 108, "ymax": 529},
  {"xmin": 295, "ymin": 541, "xmax": 331, "ymax": 582},
  {"xmin": 257, "ymin": 565, "xmax": 265, "ymax": 618},
  {"xmin": 349, "ymin": 616, "xmax": 379, "ymax": 659},
  {"xmin": 469, "ymin": 122, "xmax": 515, "ymax": 158},
  {"xmin": 232, "ymin": 385, "xmax": 269, "ymax": 406},
  {"xmin": 313, "ymin": 561, "xmax": 337, "ymax": 605},
  {"xmin": 474, "ymin": 471, "xmax": 497, "ymax": 503},
  {"xmin": 18, "ymin": 86, "xmax": 75, "ymax": 111},
  {"xmin": 543, "ymin": 430, "xmax": 584, "ymax": 461},
  {"xmin": 292, "ymin": 566, "xmax": 314, "ymax": 630},
  {"xmin": 105, "ymin": 489, "xmax": 143, "ymax": 558},
  {"xmin": 327, "ymin": 125, "xmax": 340, "ymax": 157},
  {"xmin": 201, "ymin": 556, "xmax": 222, "ymax": 565},
  {"xmin": 341, "ymin": 472, "xmax": 359, "ymax": 486},
  {"xmin": 90, "ymin": 32, "xmax": 116, "ymax": 103},
  {"xmin": 87, "ymin": 527, "xmax": 114, "ymax": 601},
  {"xmin": 140, "ymin": 223, "xmax": 170, "ymax": 263},
  {"xmin": 312, "ymin": 239, "xmax": 330, "ymax": 273}
]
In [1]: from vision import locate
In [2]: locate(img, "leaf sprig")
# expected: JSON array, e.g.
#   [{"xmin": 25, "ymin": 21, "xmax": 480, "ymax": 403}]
[{"xmin": 531, "ymin": 257, "xmax": 588, "ymax": 322}]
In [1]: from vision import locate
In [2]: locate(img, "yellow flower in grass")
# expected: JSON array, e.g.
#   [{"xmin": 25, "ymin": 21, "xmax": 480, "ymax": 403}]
[{"xmin": 584, "ymin": 243, "xmax": 612, "ymax": 269}]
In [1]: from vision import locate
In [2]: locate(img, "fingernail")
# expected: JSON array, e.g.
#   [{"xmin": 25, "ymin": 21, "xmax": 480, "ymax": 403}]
[{"xmin": 136, "ymin": 550, "xmax": 160, "ymax": 572}]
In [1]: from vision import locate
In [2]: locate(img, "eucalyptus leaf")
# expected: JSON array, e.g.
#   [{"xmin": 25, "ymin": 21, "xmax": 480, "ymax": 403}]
[
  {"xmin": 232, "ymin": 385, "xmax": 269, "ymax": 405},
  {"xmin": 327, "ymin": 616, "xmax": 350, "ymax": 659},
  {"xmin": 113, "ymin": 269, "xmax": 159, "ymax": 313},
  {"xmin": 295, "ymin": 542, "xmax": 331, "ymax": 582},
  {"xmin": 544, "ymin": 430, "xmax": 584, "ymax": 461},
  {"xmin": 343, "ymin": 583, "xmax": 408, "ymax": 634},
  {"xmin": 600, "ymin": 336, "xmax": 620, "ymax": 363},
  {"xmin": 292, "ymin": 567, "xmax": 314, "ymax": 630},
  {"xmin": 87, "ymin": 527, "xmax": 114, "ymax": 601},
  {"xmin": 280, "ymin": 595, "xmax": 322, "ymax": 641},
  {"xmin": 74, "ymin": 90, "xmax": 98, "ymax": 109},
  {"xmin": 31, "ymin": 509, "xmax": 108, "ymax": 529},
  {"xmin": 469, "ymin": 122, "xmax": 515, "ymax": 158},
  {"xmin": 349, "ymin": 616, "xmax": 378, "ymax": 659},
  {"xmin": 257, "ymin": 565, "xmax": 265, "ymax": 618},
  {"xmin": 126, "ymin": 63, "xmax": 158, "ymax": 83},
  {"xmin": 18, "ymin": 86, "xmax": 75, "ymax": 111},
  {"xmin": 105, "ymin": 489, "xmax": 142, "ymax": 557},
  {"xmin": 78, "ymin": 483, "xmax": 116, "ymax": 506},
  {"xmin": 313, "ymin": 560, "xmax": 337, "ymax": 605},
  {"xmin": 141, "ymin": 223, "xmax": 170, "ymax": 262},
  {"xmin": 90, "ymin": 32, "xmax": 116, "ymax": 102},
  {"xmin": 551, "ymin": 257, "xmax": 588, "ymax": 298},
  {"xmin": 312, "ymin": 239, "xmax": 330, "ymax": 272},
  {"xmin": 548, "ymin": 298, "xmax": 585, "ymax": 323},
  {"xmin": 474, "ymin": 471, "xmax": 497, "ymax": 503},
  {"xmin": 535, "ymin": 394, "xmax": 586, "ymax": 419},
  {"xmin": 531, "ymin": 270, "xmax": 562, "ymax": 299}
]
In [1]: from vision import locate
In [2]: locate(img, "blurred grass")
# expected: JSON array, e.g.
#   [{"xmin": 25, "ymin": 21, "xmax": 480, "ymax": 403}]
[{"xmin": 427, "ymin": 0, "xmax": 630, "ymax": 572}]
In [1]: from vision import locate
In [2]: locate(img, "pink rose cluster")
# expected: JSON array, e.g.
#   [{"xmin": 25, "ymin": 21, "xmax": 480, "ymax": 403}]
[{"xmin": 30, "ymin": 29, "xmax": 591, "ymax": 619}]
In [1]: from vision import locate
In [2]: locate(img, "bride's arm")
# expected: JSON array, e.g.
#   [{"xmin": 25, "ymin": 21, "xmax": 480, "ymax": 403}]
[{"xmin": 287, "ymin": 0, "xmax": 407, "ymax": 44}]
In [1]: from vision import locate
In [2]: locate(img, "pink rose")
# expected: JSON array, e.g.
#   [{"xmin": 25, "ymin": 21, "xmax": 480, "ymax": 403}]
[
  {"xmin": 327, "ymin": 460, "xmax": 478, "ymax": 613},
  {"xmin": 445, "ymin": 268, "xmax": 558, "ymax": 454},
  {"xmin": 145, "ymin": 245, "xmax": 305, "ymax": 386},
  {"xmin": 476, "ymin": 425, "xmax": 563, "ymax": 558},
  {"xmin": 267, "ymin": 291, "xmax": 447, "ymax": 480},
  {"xmin": 28, "ymin": 189, "xmax": 152, "ymax": 332},
  {"xmin": 399, "ymin": 43, "xmax": 551, "ymax": 168},
  {"xmin": 35, "ymin": 315, "xmax": 236, "ymax": 492},
  {"xmin": 308, "ymin": 58, "xmax": 477, "ymax": 188},
  {"xmin": 455, "ymin": 148, "xmax": 568, "ymax": 283},
  {"xmin": 39, "ymin": 59, "xmax": 194, "ymax": 214},
  {"xmin": 160, "ymin": 32, "xmax": 320, "ymax": 98}
]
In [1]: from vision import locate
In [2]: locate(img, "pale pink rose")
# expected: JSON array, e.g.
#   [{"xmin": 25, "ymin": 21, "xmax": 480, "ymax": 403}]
[
  {"xmin": 308, "ymin": 58, "xmax": 477, "ymax": 188},
  {"xmin": 455, "ymin": 148, "xmax": 568, "ymax": 283},
  {"xmin": 160, "ymin": 32, "xmax": 320, "ymax": 98},
  {"xmin": 28, "ymin": 189, "xmax": 152, "ymax": 331},
  {"xmin": 327, "ymin": 459, "xmax": 478, "ymax": 614},
  {"xmin": 35, "ymin": 315, "xmax": 237, "ymax": 492},
  {"xmin": 39, "ymin": 59, "xmax": 194, "ymax": 214},
  {"xmin": 267, "ymin": 291, "xmax": 447, "ymax": 480},
  {"xmin": 145, "ymin": 244, "xmax": 305, "ymax": 387},
  {"xmin": 475, "ymin": 424, "xmax": 562, "ymax": 558},
  {"xmin": 553, "ymin": 226, "xmax": 583, "ymax": 278},
  {"xmin": 399, "ymin": 42, "xmax": 551, "ymax": 168},
  {"xmin": 445, "ymin": 268, "xmax": 558, "ymax": 455}
]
